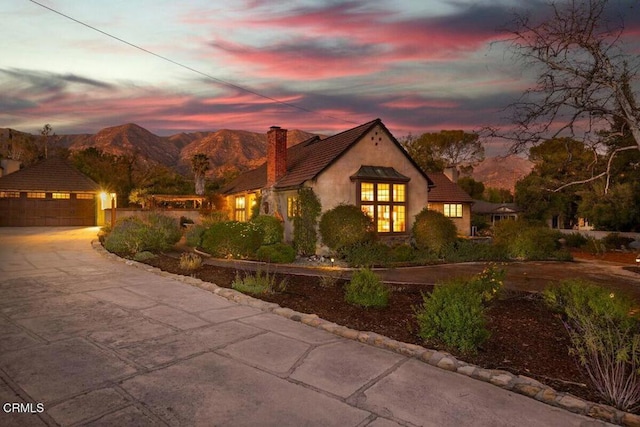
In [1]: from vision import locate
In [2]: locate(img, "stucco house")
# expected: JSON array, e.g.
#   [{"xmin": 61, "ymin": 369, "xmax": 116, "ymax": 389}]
[
  {"xmin": 0, "ymin": 157, "xmax": 104, "ymax": 226},
  {"xmin": 222, "ymin": 119, "xmax": 434, "ymax": 244},
  {"xmin": 426, "ymin": 172, "xmax": 474, "ymax": 236}
]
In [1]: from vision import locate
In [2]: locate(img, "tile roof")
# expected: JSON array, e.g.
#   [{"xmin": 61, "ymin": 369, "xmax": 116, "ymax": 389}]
[
  {"xmin": 426, "ymin": 172, "xmax": 474, "ymax": 203},
  {"xmin": 0, "ymin": 157, "xmax": 101, "ymax": 192},
  {"xmin": 223, "ymin": 119, "xmax": 433, "ymax": 194}
]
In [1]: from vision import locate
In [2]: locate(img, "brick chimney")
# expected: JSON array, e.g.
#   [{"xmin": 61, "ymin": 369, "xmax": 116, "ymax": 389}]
[{"xmin": 267, "ymin": 126, "xmax": 287, "ymax": 186}]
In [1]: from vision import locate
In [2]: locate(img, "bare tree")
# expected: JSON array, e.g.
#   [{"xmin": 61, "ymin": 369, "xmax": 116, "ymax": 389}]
[{"xmin": 499, "ymin": 0, "xmax": 640, "ymax": 192}]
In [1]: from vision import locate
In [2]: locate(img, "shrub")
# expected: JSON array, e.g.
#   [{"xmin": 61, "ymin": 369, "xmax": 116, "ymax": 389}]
[
  {"xmin": 201, "ymin": 210, "xmax": 230, "ymax": 227},
  {"xmin": 344, "ymin": 268, "xmax": 389, "ymax": 308},
  {"xmin": 543, "ymin": 280, "xmax": 640, "ymax": 411},
  {"xmin": 415, "ymin": 278, "xmax": 490, "ymax": 354},
  {"xmin": 319, "ymin": 204, "xmax": 376, "ymax": 253},
  {"xmin": 293, "ymin": 187, "xmax": 322, "ymax": 256},
  {"xmin": 442, "ymin": 239, "xmax": 508, "ymax": 263},
  {"xmin": 179, "ymin": 252, "xmax": 203, "ymax": 271},
  {"xmin": 390, "ymin": 244, "xmax": 418, "ymax": 263},
  {"xmin": 232, "ymin": 269, "xmax": 286, "ymax": 295},
  {"xmin": 412, "ymin": 208, "xmax": 458, "ymax": 256},
  {"xmin": 493, "ymin": 220, "xmax": 563, "ymax": 260},
  {"xmin": 201, "ymin": 221, "xmax": 263, "ymax": 259},
  {"xmin": 256, "ymin": 243, "xmax": 296, "ymax": 263},
  {"xmin": 469, "ymin": 264, "xmax": 505, "ymax": 303},
  {"xmin": 563, "ymin": 232, "xmax": 588, "ymax": 249},
  {"xmin": 104, "ymin": 213, "xmax": 181, "ymax": 255},
  {"xmin": 343, "ymin": 242, "xmax": 392, "ymax": 268},
  {"xmin": 602, "ymin": 232, "xmax": 635, "ymax": 250},
  {"xmin": 185, "ymin": 224, "xmax": 206, "ymax": 247},
  {"xmin": 250, "ymin": 215, "xmax": 284, "ymax": 245}
]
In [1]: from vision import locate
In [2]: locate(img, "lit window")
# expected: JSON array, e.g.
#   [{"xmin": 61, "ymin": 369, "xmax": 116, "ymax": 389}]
[
  {"xmin": 392, "ymin": 205, "xmax": 405, "ymax": 232},
  {"xmin": 361, "ymin": 183, "xmax": 374, "ymax": 202},
  {"xmin": 27, "ymin": 192, "xmax": 45, "ymax": 199},
  {"xmin": 52, "ymin": 192, "xmax": 70, "ymax": 199},
  {"xmin": 377, "ymin": 183, "xmax": 390, "ymax": 201},
  {"xmin": 358, "ymin": 181, "xmax": 407, "ymax": 233},
  {"xmin": 361, "ymin": 204, "xmax": 374, "ymax": 220},
  {"xmin": 76, "ymin": 193, "xmax": 94, "ymax": 200},
  {"xmin": 287, "ymin": 196, "xmax": 299, "ymax": 218},
  {"xmin": 0, "ymin": 191, "xmax": 20, "ymax": 198},
  {"xmin": 377, "ymin": 205, "xmax": 390, "ymax": 232},
  {"xmin": 234, "ymin": 196, "xmax": 246, "ymax": 222},
  {"xmin": 393, "ymin": 184, "xmax": 405, "ymax": 202},
  {"xmin": 444, "ymin": 203, "xmax": 463, "ymax": 218}
]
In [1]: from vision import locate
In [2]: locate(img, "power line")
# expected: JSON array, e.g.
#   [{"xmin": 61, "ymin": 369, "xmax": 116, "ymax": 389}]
[{"xmin": 27, "ymin": 0, "xmax": 358, "ymax": 126}]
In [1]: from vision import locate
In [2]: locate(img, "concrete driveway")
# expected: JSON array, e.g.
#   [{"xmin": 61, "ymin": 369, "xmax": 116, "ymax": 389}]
[{"xmin": 0, "ymin": 227, "xmax": 610, "ymax": 426}]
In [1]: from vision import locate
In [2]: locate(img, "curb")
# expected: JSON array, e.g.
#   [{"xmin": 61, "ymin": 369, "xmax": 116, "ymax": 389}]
[{"xmin": 93, "ymin": 241, "xmax": 640, "ymax": 427}]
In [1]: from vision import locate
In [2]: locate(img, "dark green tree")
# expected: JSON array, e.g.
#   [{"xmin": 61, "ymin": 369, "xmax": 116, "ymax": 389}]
[{"xmin": 402, "ymin": 130, "xmax": 484, "ymax": 174}]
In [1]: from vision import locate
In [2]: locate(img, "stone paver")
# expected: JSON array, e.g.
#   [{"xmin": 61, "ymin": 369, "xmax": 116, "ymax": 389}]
[{"xmin": 0, "ymin": 227, "xmax": 619, "ymax": 426}]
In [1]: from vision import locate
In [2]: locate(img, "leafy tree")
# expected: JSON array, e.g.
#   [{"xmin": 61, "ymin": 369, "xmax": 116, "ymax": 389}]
[
  {"xmin": 191, "ymin": 153, "xmax": 210, "ymax": 196},
  {"xmin": 501, "ymin": 0, "xmax": 640, "ymax": 191},
  {"xmin": 484, "ymin": 187, "xmax": 514, "ymax": 203},
  {"xmin": 457, "ymin": 177, "xmax": 484, "ymax": 199},
  {"xmin": 514, "ymin": 138, "xmax": 596, "ymax": 225},
  {"xmin": 402, "ymin": 130, "xmax": 484, "ymax": 173}
]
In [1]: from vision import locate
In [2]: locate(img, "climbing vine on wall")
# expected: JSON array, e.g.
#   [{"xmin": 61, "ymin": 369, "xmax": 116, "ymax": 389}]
[{"xmin": 293, "ymin": 187, "xmax": 321, "ymax": 256}]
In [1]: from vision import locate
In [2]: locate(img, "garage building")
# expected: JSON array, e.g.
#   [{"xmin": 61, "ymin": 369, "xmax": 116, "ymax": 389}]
[{"xmin": 0, "ymin": 157, "xmax": 101, "ymax": 226}]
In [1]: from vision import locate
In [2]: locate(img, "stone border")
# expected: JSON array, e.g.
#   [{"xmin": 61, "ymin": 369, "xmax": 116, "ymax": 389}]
[{"xmin": 93, "ymin": 241, "xmax": 640, "ymax": 427}]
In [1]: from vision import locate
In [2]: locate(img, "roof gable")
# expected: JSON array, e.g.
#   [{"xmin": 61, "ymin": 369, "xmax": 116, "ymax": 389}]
[
  {"xmin": 223, "ymin": 119, "xmax": 433, "ymax": 194},
  {"xmin": 426, "ymin": 172, "xmax": 474, "ymax": 203},
  {"xmin": 0, "ymin": 157, "xmax": 101, "ymax": 192}
]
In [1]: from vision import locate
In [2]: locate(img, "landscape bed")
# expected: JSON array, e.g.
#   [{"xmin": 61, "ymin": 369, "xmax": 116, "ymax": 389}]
[{"xmin": 140, "ymin": 253, "xmax": 635, "ymax": 410}]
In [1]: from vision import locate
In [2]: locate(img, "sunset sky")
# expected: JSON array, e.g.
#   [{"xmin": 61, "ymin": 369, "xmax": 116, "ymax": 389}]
[{"xmin": 2, "ymin": 0, "xmax": 639, "ymax": 148}]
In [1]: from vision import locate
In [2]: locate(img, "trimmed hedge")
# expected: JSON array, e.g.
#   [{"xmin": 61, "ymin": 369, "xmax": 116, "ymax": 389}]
[
  {"xmin": 251, "ymin": 215, "xmax": 284, "ymax": 245},
  {"xmin": 319, "ymin": 204, "xmax": 376, "ymax": 253},
  {"xmin": 256, "ymin": 243, "xmax": 296, "ymax": 263},
  {"xmin": 412, "ymin": 208, "xmax": 457, "ymax": 256},
  {"xmin": 201, "ymin": 221, "xmax": 263, "ymax": 259}
]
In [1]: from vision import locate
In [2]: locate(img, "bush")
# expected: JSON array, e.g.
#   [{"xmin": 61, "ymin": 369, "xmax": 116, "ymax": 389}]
[
  {"xmin": 493, "ymin": 220, "xmax": 564, "ymax": 260},
  {"xmin": 250, "ymin": 215, "xmax": 284, "ymax": 245},
  {"xmin": 185, "ymin": 224, "xmax": 206, "ymax": 247},
  {"xmin": 415, "ymin": 278, "xmax": 490, "ymax": 354},
  {"xmin": 602, "ymin": 232, "xmax": 635, "ymax": 250},
  {"xmin": 201, "ymin": 221, "xmax": 263, "ymax": 259},
  {"xmin": 469, "ymin": 264, "xmax": 505, "ymax": 303},
  {"xmin": 104, "ymin": 213, "xmax": 181, "ymax": 255},
  {"xmin": 343, "ymin": 242, "xmax": 392, "ymax": 268},
  {"xmin": 201, "ymin": 210, "xmax": 230, "ymax": 227},
  {"xmin": 133, "ymin": 251, "xmax": 156, "ymax": 262},
  {"xmin": 563, "ymin": 232, "xmax": 588, "ymax": 249},
  {"xmin": 256, "ymin": 243, "xmax": 296, "ymax": 263},
  {"xmin": 412, "ymin": 208, "xmax": 458, "ymax": 256},
  {"xmin": 442, "ymin": 239, "xmax": 508, "ymax": 263},
  {"xmin": 543, "ymin": 280, "xmax": 640, "ymax": 411},
  {"xmin": 344, "ymin": 268, "xmax": 389, "ymax": 308},
  {"xmin": 232, "ymin": 269, "xmax": 286, "ymax": 295},
  {"xmin": 319, "ymin": 204, "xmax": 376, "ymax": 253}
]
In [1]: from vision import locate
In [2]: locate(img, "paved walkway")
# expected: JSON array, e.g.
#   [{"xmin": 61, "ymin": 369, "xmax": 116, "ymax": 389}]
[{"xmin": 0, "ymin": 227, "xmax": 610, "ymax": 426}]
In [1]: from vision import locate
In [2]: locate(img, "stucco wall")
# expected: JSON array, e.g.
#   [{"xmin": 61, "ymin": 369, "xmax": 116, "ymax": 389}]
[
  {"xmin": 428, "ymin": 202, "xmax": 472, "ymax": 236},
  {"xmin": 309, "ymin": 123, "xmax": 430, "ymax": 231}
]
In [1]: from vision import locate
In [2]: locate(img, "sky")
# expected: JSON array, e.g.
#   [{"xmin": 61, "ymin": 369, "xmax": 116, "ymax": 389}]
[{"xmin": 2, "ymin": 0, "xmax": 640, "ymax": 151}]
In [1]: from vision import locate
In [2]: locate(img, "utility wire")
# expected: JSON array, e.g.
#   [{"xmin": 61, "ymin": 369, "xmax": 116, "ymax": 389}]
[{"xmin": 28, "ymin": 0, "xmax": 359, "ymax": 126}]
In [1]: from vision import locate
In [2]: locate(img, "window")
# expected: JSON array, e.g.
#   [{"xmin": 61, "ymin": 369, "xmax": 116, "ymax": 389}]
[
  {"xmin": 27, "ymin": 192, "xmax": 45, "ymax": 199},
  {"xmin": 52, "ymin": 192, "xmax": 70, "ymax": 199},
  {"xmin": 287, "ymin": 196, "xmax": 299, "ymax": 218},
  {"xmin": 358, "ymin": 182, "xmax": 406, "ymax": 233},
  {"xmin": 76, "ymin": 193, "xmax": 95, "ymax": 200},
  {"xmin": 234, "ymin": 196, "xmax": 246, "ymax": 221},
  {"xmin": 444, "ymin": 203, "xmax": 463, "ymax": 218},
  {"xmin": 0, "ymin": 191, "xmax": 20, "ymax": 198}
]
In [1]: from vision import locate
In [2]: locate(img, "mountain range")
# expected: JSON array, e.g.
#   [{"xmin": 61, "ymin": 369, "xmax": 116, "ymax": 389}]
[{"xmin": 1, "ymin": 123, "xmax": 532, "ymax": 190}]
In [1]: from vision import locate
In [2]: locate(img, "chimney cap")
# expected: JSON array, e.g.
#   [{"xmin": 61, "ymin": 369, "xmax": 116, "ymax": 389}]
[{"xmin": 269, "ymin": 125, "xmax": 281, "ymax": 130}]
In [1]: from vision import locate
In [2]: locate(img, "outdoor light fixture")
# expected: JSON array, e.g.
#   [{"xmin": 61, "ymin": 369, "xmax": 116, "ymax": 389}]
[{"xmin": 331, "ymin": 257, "xmax": 335, "ymax": 267}]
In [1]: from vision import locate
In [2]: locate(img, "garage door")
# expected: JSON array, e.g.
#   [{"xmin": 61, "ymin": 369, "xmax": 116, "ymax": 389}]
[{"xmin": 0, "ymin": 192, "xmax": 96, "ymax": 226}]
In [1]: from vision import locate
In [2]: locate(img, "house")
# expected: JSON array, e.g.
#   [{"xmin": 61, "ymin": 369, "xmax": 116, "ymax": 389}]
[
  {"xmin": 426, "ymin": 172, "xmax": 474, "ymax": 236},
  {"xmin": 472, "ymin": 200, "xmax": 521, "ymax": 227},
  {"xmin": 222, "ymin": 119, "xmax": 434, "ymax": 246},
  {"xmin": 0, "ymin": 157, "xmax": 103, "ymax": 226}
]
